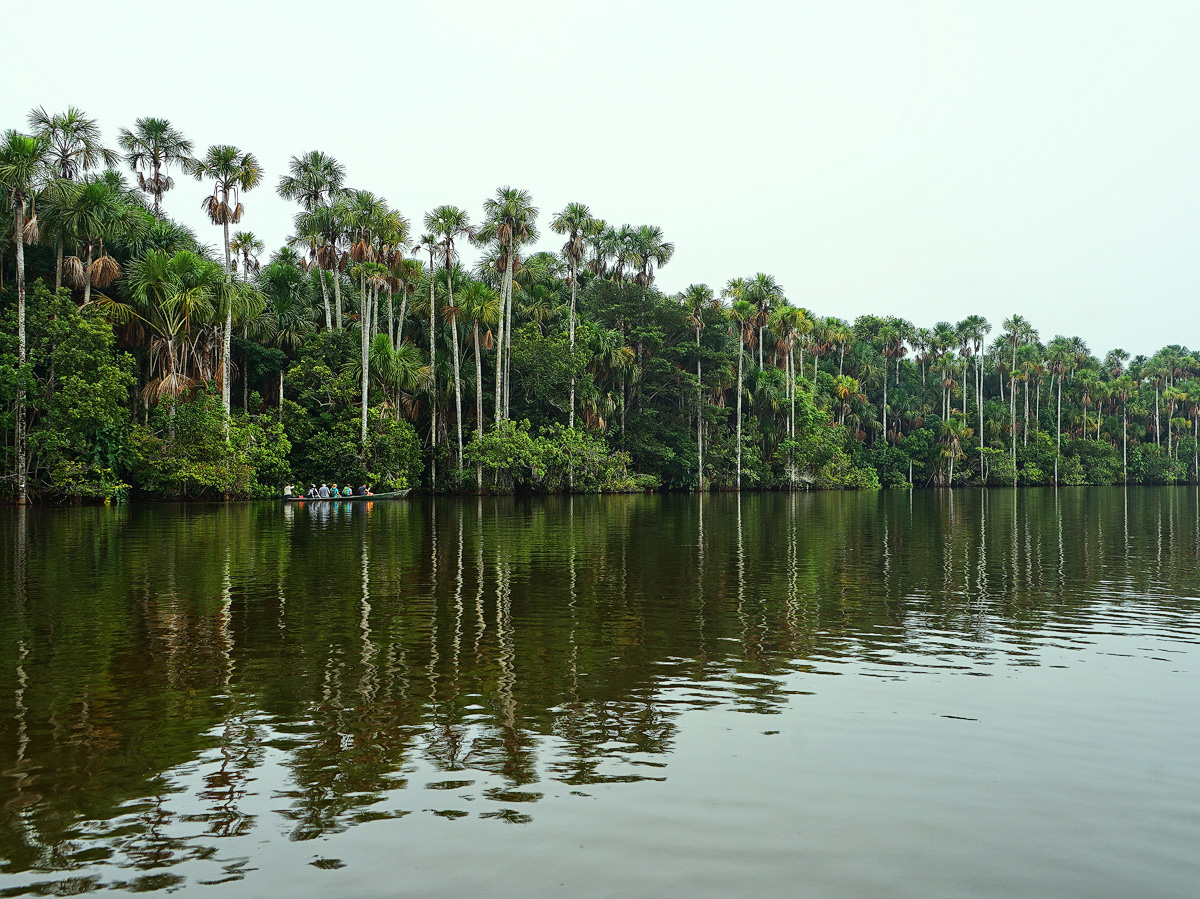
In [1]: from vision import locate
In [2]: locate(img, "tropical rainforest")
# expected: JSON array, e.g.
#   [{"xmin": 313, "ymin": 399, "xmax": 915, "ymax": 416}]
[{"xmin": 1, "ymin": 107, "xmax": 1197, "ymax": 501}]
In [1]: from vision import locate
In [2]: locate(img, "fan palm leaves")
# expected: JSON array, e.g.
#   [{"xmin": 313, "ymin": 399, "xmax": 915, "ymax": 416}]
[
  {"xmin": 630, "ymin": 224, "xmax": 674, "ymax": 288},
  {"xmin": 256, "ymin": 259, "xmax": 316, "ymax": 354},
  {"xmin": 28, "ymin": 105, "xmax": 118, "ymax": 291},
  {"xmin": 230, "ymin": 231, "xmax": 264, "ymax": 283},
  {"xmin": 277, "ymin": 150, "xmax": 347, "ymax": 211},
  {"xmin": 117, "ymin": 117, "xmax": 194, "ymax": 215},
  {"xmin": 56, "ymin": 175, "xmax": 149, "ymax": 307},
  {"xmin": 126, "ymin": 249, "xmax": 228, "ymax": 404}
]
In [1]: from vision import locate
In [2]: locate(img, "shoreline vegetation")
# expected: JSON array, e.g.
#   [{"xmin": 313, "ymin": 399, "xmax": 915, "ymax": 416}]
[{"xmin": 2, "ymin": 107, "xmax": 1197, "ymax": 503}]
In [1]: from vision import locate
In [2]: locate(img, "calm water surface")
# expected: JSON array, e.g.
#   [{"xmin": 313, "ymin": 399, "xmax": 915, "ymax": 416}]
[{"xmin": 1, "ymin": 489, "xmax": 1199, "ymax": 897}]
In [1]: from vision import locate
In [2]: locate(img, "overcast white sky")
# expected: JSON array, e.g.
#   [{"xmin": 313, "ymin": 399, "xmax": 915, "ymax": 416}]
[{"xmin": 5, "ymin": 0, "xmax": 1198, "ymax": 357}]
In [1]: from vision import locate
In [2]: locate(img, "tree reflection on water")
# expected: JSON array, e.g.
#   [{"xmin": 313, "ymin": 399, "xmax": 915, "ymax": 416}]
[{"xmin": 1, "ymin": 488, "xmax": 1198, "ymax": 890}]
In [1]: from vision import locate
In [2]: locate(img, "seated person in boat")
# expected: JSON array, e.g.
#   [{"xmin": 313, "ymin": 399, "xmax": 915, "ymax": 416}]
[
  {"xmin": 307, "ymin": 484, "xmax": 318, "ymax": 497},
  {"xmin": 356, "ymin": 484, "xmax": 370, "ymax": 496},
  {"xmin": 283, "ymin": 484, "xmax": 295, "ymax": 497},
  {"xmin": 341, "ymin": 484, "xmax": 354, "ymax": 496},
  {"xmin": 318, "ymin": 483, "xmax": 330, "ymax": 498}
]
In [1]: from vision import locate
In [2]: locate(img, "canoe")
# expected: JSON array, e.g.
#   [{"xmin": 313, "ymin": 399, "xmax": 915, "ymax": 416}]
[{"xmin": 284, "ymin": 489, "xmax": 410, "ymax": 502}]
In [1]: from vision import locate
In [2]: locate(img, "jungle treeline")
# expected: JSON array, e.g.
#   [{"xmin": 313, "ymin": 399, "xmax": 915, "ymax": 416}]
[{"xmin": 1, "ymin": 107, "xmax": 1197, "ymax": 501}]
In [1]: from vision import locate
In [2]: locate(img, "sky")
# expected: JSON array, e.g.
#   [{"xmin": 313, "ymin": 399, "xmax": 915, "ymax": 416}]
[{"xmin": 4, "ymin": 0, "xmax": 1199, "ymax": 357}]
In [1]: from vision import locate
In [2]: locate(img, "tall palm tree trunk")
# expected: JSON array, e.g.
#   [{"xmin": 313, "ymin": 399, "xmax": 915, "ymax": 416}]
[
  {"xmin": 447, "ymin": 274, "xmax": 463, "ymax": 469},
  {"xmin": 1123, "ymin": 402, "xmax": 1128, "ymax": 483},
  {"xmin": 426, "ymin": 265, "xmax": 438, "ymax": 493},
  {"xmin": 474, "ymin": 321, "xmax": 483, "ymax": 490},
  {"xmin": 882, "ymin": 367, "xmax": 887, "ymax": 446},
  {"xmin": 13, "ymin": 203, "xmax": 27, "ymax": 504},
  {"xmin": 317, "ymin": 267, "xmax": 332, "ymax": 330},
  {"xmin": 979, "ymin": 357, "xmax": 985, "ymax": 456},
  {"xmin": 1155, "ymin": 386, "xmax": 1161, "ymax": 447},
  {"xmin": 495, "ymin": 255, "xmax": 513, "ymax": 424},
  {"xmin": 696, "ymin": 328, "xmax": 703, "ymax": 490},
  {"xmin": 81, "ymin": 243, "xmax": 94, "ymax": 307},
  {"xmin": 736, "ymin": 339, "xmax": 744, "ymax": 490},
  {"xmin": 360, "ymin": 276, "xmax": 371, "ymax": 446},
  {"xmin": 1024, "ymin": 380, "xmax": 1030, "ymax": 446},
  {"xmin": 386, "ymin": 291, "xmax": 394, "ymax": 345},
  {"xmin": 569, "ymin": 262, "xmax": 577, "ymax": 430},
  {"xmin": 1057, "ymin": 376, "xmax": 1063, "ymax": 451},
  {"xmin": 222, "ymin": 220, "xmax": 233, "ymax": 426},
  {"xmin": 332, "ymin": 272, "xmax": 343, "ymax": 330},
  {"xmin": 790, "ymin": 347, "xmax": 797, "ymax": 439},
  {"xmin": 152, "ymin": 160, "xmax": 163, "ymax": 216}
]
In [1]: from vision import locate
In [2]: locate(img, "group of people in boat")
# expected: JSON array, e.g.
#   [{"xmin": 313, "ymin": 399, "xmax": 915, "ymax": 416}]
[{"xmin": 283, "ymin": 483, "xmax": 374, "ymax": 498}]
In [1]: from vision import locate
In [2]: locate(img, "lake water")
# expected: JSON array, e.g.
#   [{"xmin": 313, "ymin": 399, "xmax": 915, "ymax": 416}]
[{"xmin": 1, "ymin": 489, "xmax": 1199, "ymax": 897}]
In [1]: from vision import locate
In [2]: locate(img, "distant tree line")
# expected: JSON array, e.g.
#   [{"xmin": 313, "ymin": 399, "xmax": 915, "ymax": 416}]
[{"xmin": 1, "ymin": 106, "xmax": 1196, "ymax": 501}]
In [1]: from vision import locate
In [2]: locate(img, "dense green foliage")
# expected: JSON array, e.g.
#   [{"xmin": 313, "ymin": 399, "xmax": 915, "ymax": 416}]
[{"xmin": 1, "ymin": 107, "xmax": 1197, "ymax": 501}]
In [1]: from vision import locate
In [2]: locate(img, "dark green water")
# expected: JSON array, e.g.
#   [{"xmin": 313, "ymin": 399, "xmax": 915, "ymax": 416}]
[{"xmin": 1, "ymin": 490, "xmax": 1199, "ymax": 897}]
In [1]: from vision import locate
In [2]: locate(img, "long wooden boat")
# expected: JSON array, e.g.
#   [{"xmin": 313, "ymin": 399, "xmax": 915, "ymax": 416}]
[{"xmin": 284, "ymin": 489, "xmax": 410, "ymax": 502}]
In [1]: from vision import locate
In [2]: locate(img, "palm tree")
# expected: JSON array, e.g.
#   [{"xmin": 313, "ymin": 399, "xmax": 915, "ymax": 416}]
[
  {"xmin": 28, "ymin": 106, "xmax": 116, "ymax": 180},
  {"xmin": 277, "ymin": 150, "xmax": 346, "ymax": 210},
  {"xmin": 126, "ymin": 248, "xmax": 228, "ymax": 412},
  {"xmin": 475, "ymin": 187, "xmax": 538, "ymax": 422},
  {"xmin": 630, "ymin": 224, "xmax": 674, "ymax": 288},
  {"xmin": 458, "ymin": 280, "xmax": 500, "ymax": 489},
  {"xmin": 186, "ymin": 145, "xmax": 263, "ymax": 423},
  {"xmin": 28, "ymin": 106, "xmax": 118, "ymax": 291},
  {"xmin": 743, "ymin": 273, "xmax": 784, "ymax": 371},
  {"xmin": 288, "ymin": 208, "xmax": 333, "ymax": 329},
  {"xmin": 230, "ymin": 231, "xmax": 265, "ymax": 409},
  {"xmin": 278, "ymin": 152, "xmax": 346, "ymax": 329},
  {"xmin": 940, "ymin": 416, "xmax": 973, "ymax": 486},
  {"xmin": 1002, "ymin": 315, "xmax": 1035, "ymax": 472},
  {"xmin": 772, "ymin": 304, "xmax": 812, "ymax": 446},
  {"xmin": 117, "ymin": 117, "xmax": 194, "ymax": 215},
  {"xmin": 681, "ymin": 284, "xmax": 717, "ymax": 488},
  {"xmin": 425, "ymin": 206, "xmax": 474, "ymax": 467},
  {"xmin": 391, "ymin": 256, "xmax": 422, "ymax": 346},
  {"xmin": 0, "ymin": 130, "xmax": 49, "ymax": 504},
  {"xmin": 1046, "ymin": 336, "xmax": 1073, "ymax": 452},
  {"xmin": 551, "ymin": 202, "xmax": 594, "ymax": 431},
  {"xmin": 230, "ymin": 231, "xmax": 263, "ymax": 284},
  {"xmin": 725, "ymin": 281, "xmax": 755, "ymax": 489},
  {"xmin": 57, "ymin": 176, "xmax": 147, "ymax": 308}
]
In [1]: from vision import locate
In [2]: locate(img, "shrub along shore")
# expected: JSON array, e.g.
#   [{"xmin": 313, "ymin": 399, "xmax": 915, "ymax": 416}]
[{"xmin": 2, "ymin": 108, "xmax": 1196, "ymax": 502}]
